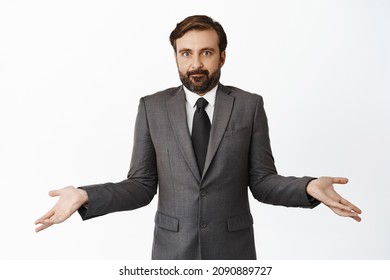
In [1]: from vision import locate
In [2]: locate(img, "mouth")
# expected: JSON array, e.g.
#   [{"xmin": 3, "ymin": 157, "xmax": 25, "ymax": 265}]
[
  {"xmin": 190, "ymin": 74, "xmax": 207, "ymax": 83},
  {"xmin": 187, "ymin": 69, "xmax": 209, "ymax": 78}
]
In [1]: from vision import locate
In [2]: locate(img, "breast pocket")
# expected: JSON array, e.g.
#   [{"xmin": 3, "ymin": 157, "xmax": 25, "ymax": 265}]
[
  {"xmin": 224, "ymin": 126, "xmax": 251, "ymax": 138},
  {"xmin": 220, "ymin": 127, "xmax": 251, "ymax": 162}
]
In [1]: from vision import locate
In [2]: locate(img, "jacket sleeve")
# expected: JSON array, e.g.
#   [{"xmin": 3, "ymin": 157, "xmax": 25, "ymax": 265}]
[
  {"xmin": 78, "ymin": 98, "xmax": 158, "ymax": 220},
  {"xmin": 248, "ymin": 95, "xmax": 319, "ymax": 208}
]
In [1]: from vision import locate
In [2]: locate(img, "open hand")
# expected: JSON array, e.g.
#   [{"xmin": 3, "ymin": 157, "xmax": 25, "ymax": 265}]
[
  {"xmin": 35, "ymin": 186, "xmax": 88, "ymax": 232},
  {"xmin": 307, "ymin": 177, "xmax": 362, "ymax": 222}
]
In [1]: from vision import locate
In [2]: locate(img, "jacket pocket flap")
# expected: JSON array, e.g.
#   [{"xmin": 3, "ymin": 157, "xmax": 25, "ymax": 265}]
[
  {"xmin": 154, "ymin": 211, "xmax": 179, "ymax": 232},
  {"xmin": 227, "ymin": 212, "xmax": 253, "ymax": 232}
]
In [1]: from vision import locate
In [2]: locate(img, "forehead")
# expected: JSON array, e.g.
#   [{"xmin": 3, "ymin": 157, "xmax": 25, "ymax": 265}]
[{"xmin": 176, "ymin": 29, "xmax": 219, "ymax": 51}]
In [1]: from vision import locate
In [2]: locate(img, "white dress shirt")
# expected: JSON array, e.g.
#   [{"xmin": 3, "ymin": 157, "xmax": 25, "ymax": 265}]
[{"xmin": 183, "ymin": 85, "xmax": 217, "ymax": 135}]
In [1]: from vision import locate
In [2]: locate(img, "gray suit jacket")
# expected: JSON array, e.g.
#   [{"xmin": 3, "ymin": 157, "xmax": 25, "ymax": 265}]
[{"xmin": 79, "ymin": 84, "xmax": 318, "ymax": 259}]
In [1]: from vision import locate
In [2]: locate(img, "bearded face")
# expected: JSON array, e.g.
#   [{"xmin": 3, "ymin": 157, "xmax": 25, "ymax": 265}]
[{"xmin": 174, "ymin": 29, "xmax": 226, "ymax": 95}]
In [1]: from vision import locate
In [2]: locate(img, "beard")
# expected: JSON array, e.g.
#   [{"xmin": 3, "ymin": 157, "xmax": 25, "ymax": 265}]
[{"xmin": 179, "ymin": 67, "xmax": 221, "ymax": 95}]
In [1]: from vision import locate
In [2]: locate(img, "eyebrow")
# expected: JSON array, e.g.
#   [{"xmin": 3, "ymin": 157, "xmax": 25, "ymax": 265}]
[
  {"xmin": 178, "ymin": 48, "xmax": 192, "ymax": 53},
  {"xmin": 178, "ymin": 47, "xmax": 216, "ymax": 53}
]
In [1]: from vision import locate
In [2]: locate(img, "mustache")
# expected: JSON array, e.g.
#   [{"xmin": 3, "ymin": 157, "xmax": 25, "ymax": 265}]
[{"xmin": 186, "ymin": 69, "xmax": 209, "ymax": 77}]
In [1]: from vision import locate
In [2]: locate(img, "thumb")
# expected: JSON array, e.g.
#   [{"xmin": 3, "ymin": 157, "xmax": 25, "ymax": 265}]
[
  {"xmin": 331, "ymin": 177, "xmax": 349, "ymax": 184},
  {"xmin": 48, "ymin": 189, "xmax": 61, "ymax": 197}
]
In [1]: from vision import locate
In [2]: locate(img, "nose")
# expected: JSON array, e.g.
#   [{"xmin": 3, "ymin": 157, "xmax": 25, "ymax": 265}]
[{"xmin": 191, "ymin": 56, "xmax": 203, "ymax": 69}]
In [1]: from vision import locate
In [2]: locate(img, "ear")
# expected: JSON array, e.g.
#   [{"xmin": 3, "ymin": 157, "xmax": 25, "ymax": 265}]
[{"xmin": 220, "ymin": 51, "xmax": 226, "ymax": 67}]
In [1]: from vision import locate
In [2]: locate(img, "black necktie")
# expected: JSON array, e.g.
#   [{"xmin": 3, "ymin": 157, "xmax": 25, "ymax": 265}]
[{"xmin": 192, "ymin": 97, "xmax": 211, "ymax": 174}]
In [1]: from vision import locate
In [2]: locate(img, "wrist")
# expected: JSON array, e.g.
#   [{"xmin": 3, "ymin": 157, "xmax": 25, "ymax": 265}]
[
  {"xmin": 306, "ymin": 178, "xmax": 318, "ymax": 197},
  {"xmin": 306, "ymin": 178, "xmax": 321, "ymax": 206},
  {"xmin": 77, "ymin": 188, "xmax": 89, "ymax": 205}
]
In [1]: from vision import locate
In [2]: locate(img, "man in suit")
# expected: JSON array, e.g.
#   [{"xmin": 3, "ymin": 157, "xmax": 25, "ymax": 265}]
[{"xmin": 35, "ymin": 15, "xmax": 362, "ymax": 259}]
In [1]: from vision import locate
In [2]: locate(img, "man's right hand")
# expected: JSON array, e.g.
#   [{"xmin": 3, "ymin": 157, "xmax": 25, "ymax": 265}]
[{"xmin": 35, "ymin": 186, "xmax": 88, "ymax": 232}]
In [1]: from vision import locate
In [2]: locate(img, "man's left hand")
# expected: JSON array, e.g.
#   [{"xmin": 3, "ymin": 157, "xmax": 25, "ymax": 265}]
[{"xmin": 307, "ymin": 177, "xmax": 362, "ymax": 222}]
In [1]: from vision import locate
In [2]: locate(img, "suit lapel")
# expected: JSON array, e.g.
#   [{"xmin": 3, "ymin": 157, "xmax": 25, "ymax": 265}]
[
  {"xmin": 202, "ymin": 84, "xmax": 234, "ymax": 178},
  {"xmin": 167, "ymin": 86, "xmax": 201, "ymax": 182}
]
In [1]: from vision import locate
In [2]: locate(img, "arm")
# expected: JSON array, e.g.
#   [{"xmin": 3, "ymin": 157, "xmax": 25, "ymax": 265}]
[
  {"xmin": 35, "ymin": 98, "xmax": 158, "ymax": 231},
  {"xmin": 78, "ymin": 98, "xmax": 158, "ymax": 220},
  {"xmin": 248, "ymin": 95, "xmax": 316, "ymax": 207},
  {"xmin": 248, "ymin": 95, "xmax": 362, "ymax": 221}
]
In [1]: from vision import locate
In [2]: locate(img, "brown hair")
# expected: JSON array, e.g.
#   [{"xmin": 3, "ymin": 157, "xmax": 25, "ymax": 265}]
[{"xmin": 169, "ymin": 15, "xmax": 228, "ymax": 53}]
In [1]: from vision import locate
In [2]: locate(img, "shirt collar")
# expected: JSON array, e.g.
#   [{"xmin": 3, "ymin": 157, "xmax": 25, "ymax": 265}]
[{"xmin": 183, "ymin": 84, "xmax": 218, "ymax": 108}]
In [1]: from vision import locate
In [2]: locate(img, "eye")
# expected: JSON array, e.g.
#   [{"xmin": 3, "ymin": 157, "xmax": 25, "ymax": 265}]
[
  {"xmin": 182, "ymin": 51, "xmax": 190, "ymax": 57},
  {"xmin": 202, "ymin": 50, "xmax": 212, "ymax": 56}
]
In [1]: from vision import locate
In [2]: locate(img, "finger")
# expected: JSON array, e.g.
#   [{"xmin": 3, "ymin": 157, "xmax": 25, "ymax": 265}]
[
  {"xmin": 329, "ymin": 198, "xmax": 362, "ymax": 218},
  {"xmin": 350, "ymin": 215, "xmax": 362, "ymax": 222},
  {"xmin": 331, "ymin": 177, "xmax": 348, "ymax": 184},
  {"xmin": 337, "ymin": 200, "xmax": 362, "ymax": 215},
  {"xmin": 340, "ymin": 197, "xmax": 362, "ymax": 214},
  {"xmin": 34, "ymin": 210, "xmax": 55, "ymax": 224},
  {"xmin": 333, "ymin": 207, "xmax": 362, "ymax": 222},
  {"xmin": 326, "ymin": 198, "xmax": 354, "ymax": 213},
  {"xmin": 35, "ymin": 222, "xmax": 53, "ymax": 233},
  {"xmin": 44, "ymin": 211, "xmax": 68, "ymax": 224}
]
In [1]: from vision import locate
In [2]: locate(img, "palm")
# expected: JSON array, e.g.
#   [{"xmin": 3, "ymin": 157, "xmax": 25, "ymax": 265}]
[
  {"xmin": 35, "ymin": 186, "xmax": 88, "ymax": 232},
  {"xmin": 307, "ymin": 177, "xmax": 362, "ymax": 222}
]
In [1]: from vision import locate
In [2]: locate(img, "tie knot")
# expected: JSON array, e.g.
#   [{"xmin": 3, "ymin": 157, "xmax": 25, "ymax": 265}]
[{"xmin": 196, "ymin": 98, "xmax": 208, "ymax": 110}]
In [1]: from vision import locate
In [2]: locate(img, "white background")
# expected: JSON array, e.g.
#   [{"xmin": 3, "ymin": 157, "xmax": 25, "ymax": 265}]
[{"xmin": 1, "ymin": 0, "xmax": 389, "ymax": 260}]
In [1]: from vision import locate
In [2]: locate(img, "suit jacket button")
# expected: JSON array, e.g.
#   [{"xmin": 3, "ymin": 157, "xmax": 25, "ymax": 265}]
[
  {"xmin": 200, "ymin": 189, "xmax": 207, "ymax": 197},
  {"xmin": 200, "ymin": 222, "xmax": 207, "ymax": 229}
]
